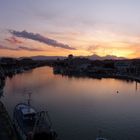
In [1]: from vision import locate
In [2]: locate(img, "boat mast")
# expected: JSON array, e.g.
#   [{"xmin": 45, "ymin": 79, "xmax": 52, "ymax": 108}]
[{"xmin": 27, "ymin": 92, "xmax": 32, "ymax": 112}]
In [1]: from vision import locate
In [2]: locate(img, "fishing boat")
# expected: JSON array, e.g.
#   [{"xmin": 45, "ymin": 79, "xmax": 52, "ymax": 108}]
[
  {"xmin": 13, "ymin": 93, "xmax": 57, "ymax": 140},
  {"xmin": 96, "ymin": 138, "xmax": 108, "ymax": 140},
  {"xmin": 96, "ymin": 130, "xmax": 108, "ymax": 140}
]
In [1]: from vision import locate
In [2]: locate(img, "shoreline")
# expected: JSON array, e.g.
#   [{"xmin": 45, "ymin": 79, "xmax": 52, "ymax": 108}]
[
  {"xmin": 53, "ymin": 68, "xmax": 140, "ymax": 83},
  {"xmin": 0, "ymin": 101, "xmax": 18, "ymax": 140}
]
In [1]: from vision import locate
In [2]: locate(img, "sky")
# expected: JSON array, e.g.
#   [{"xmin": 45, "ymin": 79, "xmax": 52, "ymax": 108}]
[{"xmin": 0, "ymin": 0, "xmax": 140, "ymax": 58}]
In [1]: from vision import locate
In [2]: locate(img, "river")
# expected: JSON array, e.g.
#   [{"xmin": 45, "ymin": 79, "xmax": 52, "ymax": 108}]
[{"xmin": 1, "ymin": 66, "xmax": 140, "ymax": 140}]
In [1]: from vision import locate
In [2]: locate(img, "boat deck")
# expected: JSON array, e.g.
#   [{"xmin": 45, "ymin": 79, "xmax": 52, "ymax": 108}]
[{"xmin": 0, "ymin": 101, "xmax": 18, "ymax": 140}]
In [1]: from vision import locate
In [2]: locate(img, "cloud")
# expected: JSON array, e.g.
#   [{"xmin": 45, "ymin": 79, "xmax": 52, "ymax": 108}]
[
  {"xmin": 9, "ymin": 30, "xmax": 76, "ymax": 50},
  {"xmin": 0, "ymin": 44, "xmax": 18, "ymax": 51},
  {"xmin": 5, "ymin": 36, "xmax": 22, "ymax": 44},
  {"xmin": 18, "ymin": 46, "xmax": 43, "ymax": 51},
  {"xmin": 87, "ymin": 44, "xmax": 101, "ymax": 54},
  {"xmin": 0, "ymin": 44, "xmax": 43, "ymax": 51}
]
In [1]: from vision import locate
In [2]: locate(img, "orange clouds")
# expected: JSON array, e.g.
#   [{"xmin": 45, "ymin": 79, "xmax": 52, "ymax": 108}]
[
  {"xmin": 0, "ymin": 28, "xmax": 140, "ymax": 58},
  {"xmin": 5, "ymin": 36, "xmax": 22, "ymax": 44},
  {"xmin": 86, "ymin": 42, "xmax": 138, "ymax": 58}
]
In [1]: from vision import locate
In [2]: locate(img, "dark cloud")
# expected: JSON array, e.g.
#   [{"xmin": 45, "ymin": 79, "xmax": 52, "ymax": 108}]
[
  {"xmin": 0, "ymin": 44, "xmax": 43, "ymax": 51},
  {"xmin": 5, "ymin": 36, "xmax": 22, "ymax": 44},
  {"xmin": 18, "ymin": 46, "xmax": 43, "ymax": 51},
  {"xmin": 9, "ymin": 30, "xmax": 76, "ymax": 50}
]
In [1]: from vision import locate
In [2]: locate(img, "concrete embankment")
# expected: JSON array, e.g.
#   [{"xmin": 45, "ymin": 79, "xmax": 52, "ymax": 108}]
[{"xmin": 0, "ymin": 101, "xmax": 18, "ymax": 140}]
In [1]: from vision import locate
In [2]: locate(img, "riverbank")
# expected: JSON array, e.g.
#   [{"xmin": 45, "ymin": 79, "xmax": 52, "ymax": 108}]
[
  {"xmin": 52, "ymin": 56, "xmax": 140, "ymax": 83},
  {"xmin": 53, "ymin": 66, "xmax": 140, "ymax": 83},
  {"xmin": 0, "ymin": 101, "xmax": 18, "ymax": 140},
  {"xmin": 0, "ymin": 58, "xmax": 53, "ymax": 92}
]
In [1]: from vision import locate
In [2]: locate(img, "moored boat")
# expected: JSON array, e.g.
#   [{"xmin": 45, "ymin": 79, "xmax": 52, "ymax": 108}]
[
  {"xmin": 96, "ymin": 130, "xmax": 108, "ymax": 140},
  {"xmin": 13, "ymin": 97, "xmax": 57, "ymax": 140},
  {"xmin": 96, "ymin": 138, "xmax": 108, "ymax": 140}
]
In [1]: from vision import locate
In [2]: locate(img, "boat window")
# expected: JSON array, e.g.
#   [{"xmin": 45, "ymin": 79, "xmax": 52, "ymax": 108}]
[{"xmin": 23, "ymin": 113, "xmax": 36, "ymax": 120}]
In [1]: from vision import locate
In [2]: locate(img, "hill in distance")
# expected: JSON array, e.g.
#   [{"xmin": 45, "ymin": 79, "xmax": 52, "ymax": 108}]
[
  {"xmin": 28, "ymin": 54, "xmax": 126, "ymax": 61},
  {"xmin": 87, "ymin": 54, "xmax": 126, "ymax": 60},
  {"xmin": 29, "ymin": 55, "xmax": 66, "ymax": 60}
]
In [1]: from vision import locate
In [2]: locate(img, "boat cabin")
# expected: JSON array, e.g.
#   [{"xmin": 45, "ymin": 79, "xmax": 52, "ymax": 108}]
[
  {"xmin": 21, "ymin": 108, "xmax": 36, "ymax": 121},
  {"xmin": 16, "ymin": 104, "xmax": 36, "ymax": 123}
]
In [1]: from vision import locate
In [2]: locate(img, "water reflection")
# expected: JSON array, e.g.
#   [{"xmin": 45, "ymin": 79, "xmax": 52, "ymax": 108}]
[
  {"xmin": 1, "ymin": 66, "xmax": 140, "ymax": 140},
  {"xmin": 0, "ymin": 88, "xmax": 4, "ymax": 98},
  {"xmin": 0, "ymin": 78, "xmax": 5, "ymax": 98}
]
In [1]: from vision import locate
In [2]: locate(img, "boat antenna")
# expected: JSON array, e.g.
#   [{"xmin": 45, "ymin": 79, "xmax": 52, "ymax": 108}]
[
  {"xmin": 27, "ymin": 92, "xmax": 32, "ymax": 106},
  {"xmin": 27, "ymin": 92, "xmax": 32, "ymax": 113}
]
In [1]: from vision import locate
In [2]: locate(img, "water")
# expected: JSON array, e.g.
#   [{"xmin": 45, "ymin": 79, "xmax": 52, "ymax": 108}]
[{"xmin": 1, "ymin": 66, "xmax": 140, "ymax": 140}]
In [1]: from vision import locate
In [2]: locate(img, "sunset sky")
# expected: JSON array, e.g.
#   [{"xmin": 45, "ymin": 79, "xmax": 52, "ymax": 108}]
[{"xmin": 1, "ymin": 0, "xmax": 140, "ymax": 58}]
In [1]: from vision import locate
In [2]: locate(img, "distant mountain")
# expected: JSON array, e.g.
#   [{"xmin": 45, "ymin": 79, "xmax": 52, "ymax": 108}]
[
  {"xmin": 29, "ymin": 55, "xmax": 66, "ymax": 60},
  {"xmin": 87, "ymin": 54, "xmax": 126, "ymax": 60},
  {"xmin": 87, "ymin": 54, "xmax": 102, "ymax": 60},
  {"xmin": 20, "ymin": 54, "xmax": 126, "ymax": 61}
]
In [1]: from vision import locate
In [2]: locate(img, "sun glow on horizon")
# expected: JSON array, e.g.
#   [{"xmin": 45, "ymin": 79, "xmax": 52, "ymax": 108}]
[{"xmin": 1, "ymin": 0, "xmax": 140, "ymax": 59}]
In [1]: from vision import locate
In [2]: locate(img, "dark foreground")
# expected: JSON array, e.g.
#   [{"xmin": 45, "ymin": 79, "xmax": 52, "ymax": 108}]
[{"xmin": 0, "ymin": 101, "xmax": 18, "ymax": 140}]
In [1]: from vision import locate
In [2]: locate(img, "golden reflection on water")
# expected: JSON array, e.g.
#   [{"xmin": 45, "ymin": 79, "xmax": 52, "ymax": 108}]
[{"xmin": 2, "ymin": 66, "xmax": 140, "ymax": 140}]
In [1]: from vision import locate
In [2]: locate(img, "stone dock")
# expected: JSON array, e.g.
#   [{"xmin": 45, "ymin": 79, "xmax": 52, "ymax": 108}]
[{"xmin": 0, "ymin": 101, "xmax": 18, "ymax": 140}]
